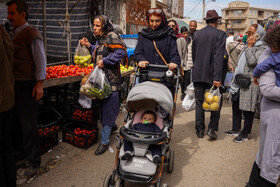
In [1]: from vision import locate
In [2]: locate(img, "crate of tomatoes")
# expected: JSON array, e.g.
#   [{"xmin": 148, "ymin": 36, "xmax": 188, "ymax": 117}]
[
  {"xmin": 62, "ymin": 120, "xmax": 98, "ymax": 149},
  {"xmin": 38, "ymin": 125, "xmax": 59, "ymax": 154},
  {"xmin": 38, "ymin": 107, "xmax": 62, "ymax": 154}
]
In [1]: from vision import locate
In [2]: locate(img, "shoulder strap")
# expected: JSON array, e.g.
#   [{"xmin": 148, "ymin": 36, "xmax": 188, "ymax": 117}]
[
  {"xmin": 153, "ymin": 40, "xmax": 184, "ymax": 76},
  {"xmin": 153, "ymin": 40, "xmax": 168, "ymax": 66},
  {"xmin": 229, "ymin": 42, "xmax": 240, "ymax": 54}
]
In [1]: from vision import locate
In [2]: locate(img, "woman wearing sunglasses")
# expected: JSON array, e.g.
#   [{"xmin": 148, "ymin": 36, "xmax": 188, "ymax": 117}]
[{"xmin": 134, "ymin": 8, "xmax": 181, "ymax": 94}]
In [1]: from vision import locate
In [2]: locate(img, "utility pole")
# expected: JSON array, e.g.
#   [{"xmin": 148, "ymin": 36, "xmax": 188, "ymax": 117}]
[
  {"xmin": 151, "ymin": 0, "xmax": 156, "ymax": 8},
  {"xmin": 202, "ymin": 0, "xmax": 205, "ymax": 24}
]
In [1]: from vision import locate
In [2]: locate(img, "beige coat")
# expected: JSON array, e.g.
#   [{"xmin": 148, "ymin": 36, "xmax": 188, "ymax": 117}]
[
  {"xmin": 176, "ymin": 37, "xmax": 188, "ymax": 70},
  {"xmin": 239, "ymin": 44, "xmax": 266, "ymax": 112}
]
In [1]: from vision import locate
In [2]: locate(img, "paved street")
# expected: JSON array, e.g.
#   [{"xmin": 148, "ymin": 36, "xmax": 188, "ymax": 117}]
[{"xmin": 23, "ymin": 95, "xmax": 261, "ymax": 187}]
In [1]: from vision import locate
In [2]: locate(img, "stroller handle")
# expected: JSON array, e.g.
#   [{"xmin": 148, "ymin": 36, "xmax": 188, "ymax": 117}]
[{"xmin": 119, "ymin": 126, "xmax": 167, "ymax": 145}]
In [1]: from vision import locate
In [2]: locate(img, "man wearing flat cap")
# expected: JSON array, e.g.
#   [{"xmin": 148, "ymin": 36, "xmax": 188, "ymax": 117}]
[{"xmin": 192, "ymin": 10, "xmax": 227, "ymax": 140}]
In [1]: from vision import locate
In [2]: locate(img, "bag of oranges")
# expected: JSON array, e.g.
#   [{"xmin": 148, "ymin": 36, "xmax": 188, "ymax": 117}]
[{"xmin": 202, "ymin": 86, "xmax": 221, "ymax": 112}]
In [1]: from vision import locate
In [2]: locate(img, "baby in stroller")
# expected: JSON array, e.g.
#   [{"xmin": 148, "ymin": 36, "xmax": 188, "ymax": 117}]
[{"xmin": 121, "ymin": 111, "xmax": 162, "ymax": 164}]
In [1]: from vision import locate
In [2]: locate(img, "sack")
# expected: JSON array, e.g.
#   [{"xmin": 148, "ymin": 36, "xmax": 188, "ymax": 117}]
[
  {"xmin": 224, "ymin": 72, "xmax": 233, "ymax": 88},
  {"xmin": 186, "ymin": 82, "xmax": 195, "ymax": 97},
  {"xmin": 74, "ymin": 42, "xmax": 92, "ymax": 68},
  {"xmin": 182, "ymin": 94, "xmax": 195, "ymax": 112},
  {"xmin": 202, "ymin": 86, "xmax": 221, "ymax": 112},
  {"xmin": 79, "ymin": 67, "xmax": 112, "ymax": 100},
  {"xmin": 234, "ymin": 73, "xmax": 251, "ymax": 89}
]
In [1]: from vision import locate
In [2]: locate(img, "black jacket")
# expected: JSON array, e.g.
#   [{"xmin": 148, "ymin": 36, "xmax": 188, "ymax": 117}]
[
  {"xmin": 134, "ymin": 33, "xmax": 180, "ymax": 66},
  {"xmin": 192, "ymin": 25, "xmax": 226, "ymax": 85}
]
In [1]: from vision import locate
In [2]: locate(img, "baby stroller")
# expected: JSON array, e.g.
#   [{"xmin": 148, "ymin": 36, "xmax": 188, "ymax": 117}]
[{"xmin": 103, "ymin": 64, "xmax": 180, "ymax": 187}]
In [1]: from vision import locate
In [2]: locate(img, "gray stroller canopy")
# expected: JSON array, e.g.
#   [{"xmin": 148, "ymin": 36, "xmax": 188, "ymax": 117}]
[{"xmin": 126, "ymin": 81, "xmax": 173, "ymax": 115}]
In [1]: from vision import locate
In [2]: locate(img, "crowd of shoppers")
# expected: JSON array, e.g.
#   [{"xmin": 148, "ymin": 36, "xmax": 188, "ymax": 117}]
[{"xmin": 1, "ymin": 1, "xmax": 279, "ymax": 185}]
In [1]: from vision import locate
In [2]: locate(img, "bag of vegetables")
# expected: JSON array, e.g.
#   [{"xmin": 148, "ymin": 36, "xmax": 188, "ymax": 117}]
[{"xmin": 80, "ymin": 67, "xmax": 112, "ymax": 100}]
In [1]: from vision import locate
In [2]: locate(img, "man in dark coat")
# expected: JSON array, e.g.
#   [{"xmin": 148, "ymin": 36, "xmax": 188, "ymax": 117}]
[{"xmin": 192, "ymin": 10, "xmax": 227, "ymax": 139}]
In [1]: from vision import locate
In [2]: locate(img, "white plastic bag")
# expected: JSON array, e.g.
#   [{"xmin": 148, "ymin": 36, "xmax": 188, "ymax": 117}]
[
  {"xmin": 74, "ymin": 42, "xmax": 92, "ymax": 68},
  {"xmin": 185, "ymin": 82, "xmax": 195, "ymax": 97},
  {"xmin": 80, "ymin": 67, "xmax": 112, "ymax": 100},
  {"xmin": 78, "ymin": 93, "xmax": 92, "ymax": 108},
  {"xmin": 202, "ymin": 86, "xmax": 221, "ymax": 112},
  {"xmin": 182, "ymin": 94, "xmax": 196, "ymax": 112}
]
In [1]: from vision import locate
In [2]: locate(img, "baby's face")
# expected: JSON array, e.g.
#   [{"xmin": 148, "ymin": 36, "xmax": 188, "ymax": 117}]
[{"xmin": 141, "ymin": 113, "xmax": 155, "ymax": 123}]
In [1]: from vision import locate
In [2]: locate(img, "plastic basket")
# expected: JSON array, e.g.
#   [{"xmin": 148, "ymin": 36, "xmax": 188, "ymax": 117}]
[
  {"xmin": 62, "ymin": 120, "xmax": 98, "ymax": 149},
  {"xmin": 38, "ymin": 124, "xmax": 59, "ymax": 154}
]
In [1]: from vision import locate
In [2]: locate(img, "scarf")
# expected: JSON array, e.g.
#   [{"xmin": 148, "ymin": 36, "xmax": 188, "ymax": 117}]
[
  {"xmin": 230, "ymin": 24, "xmax": 266, "ymax": 95},
  {"xmin": 92, "ymin": 15, "xmax": 128, "ymax": 67},
  {"xmin": 140, "ymin": 11, "xmax": 175, "ymax": 40}
]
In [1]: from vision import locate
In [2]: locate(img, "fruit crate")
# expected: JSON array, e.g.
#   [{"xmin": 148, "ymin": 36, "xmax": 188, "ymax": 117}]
[
  {"xmin": 38, "ymin": 107, "xmax": 63, "ymax": 127},
  {"xmin": 62, "ymin": 120, "xmax": 98, "ymax": 149},
  {"xmin": 38, "ymin": 124, "xmax": 59, "ymax": 154},
  {"xmin": 69, "ymin": 103, "xmax": 100, "ymax": 122}
]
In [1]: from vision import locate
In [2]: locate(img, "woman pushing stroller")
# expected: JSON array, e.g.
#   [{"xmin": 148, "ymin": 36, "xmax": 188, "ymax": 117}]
[{"xmin": 134, "ymin": 8, "xmax": 181, "ymax": 95}]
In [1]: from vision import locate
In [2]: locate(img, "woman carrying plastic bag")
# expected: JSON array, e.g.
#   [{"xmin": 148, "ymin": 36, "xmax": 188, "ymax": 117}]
[{"xmin": 79, "ymin": 15, "xmax": 128, "ymax": 156}]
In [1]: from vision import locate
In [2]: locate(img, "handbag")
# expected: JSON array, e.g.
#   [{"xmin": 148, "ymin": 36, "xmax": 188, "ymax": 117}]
[{"xmin": 234, "ymin": 73, "xmax": 251, "ymax": 89}]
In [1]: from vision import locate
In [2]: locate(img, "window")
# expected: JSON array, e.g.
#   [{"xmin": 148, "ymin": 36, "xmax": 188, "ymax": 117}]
[
  {"xmin": 250, "ymin": 20, "xmax": 254, "ymax": 25},
  {"xmin": 233, "ymin": 20, "xmax": 242, "ymax": 25},
  {"xmin": 234, "ymin": 10, "xmax": 242, "ymax": 15},
  {"xmin": 266, "ymin": 12, "xmax": 270, "ymax": 16},
  {"xmin": 250, "ymin": 10, "xmax": 256, "ymax": 15}
]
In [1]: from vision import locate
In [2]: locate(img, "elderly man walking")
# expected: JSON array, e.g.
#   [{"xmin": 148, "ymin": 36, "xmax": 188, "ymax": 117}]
[{"xmin": 192, "ymin": 10, "xmax": 227, "ymax": 139}]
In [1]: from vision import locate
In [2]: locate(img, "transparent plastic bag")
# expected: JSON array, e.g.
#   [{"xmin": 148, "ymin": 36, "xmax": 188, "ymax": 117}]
[
  {"xmin": 202, "ymin": 86, "xmax": 221, "ymax": 112},
  {"xmin": 79, "ymin": 67, "xmax": 112, "ymax": 100},
  {"xmin": 182, "ymin": 94, "xmax": 195, "ymax": 112},
  {"xmin": 74, "ymin": 42, "xmax": 92, "ymax": 68}
]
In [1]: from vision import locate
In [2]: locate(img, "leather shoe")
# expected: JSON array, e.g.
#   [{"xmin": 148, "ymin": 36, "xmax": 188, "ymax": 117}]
[
  {"xmin": 95, "ymin": 143, "xmax": 109, "ymax": 155},
  {"xmin": 196, "ymin": 130, "xmax": 204, "ymax": 138},
  {"xmin": 207, "ymin": 129, "xmax": 217, "ymax": 140}
]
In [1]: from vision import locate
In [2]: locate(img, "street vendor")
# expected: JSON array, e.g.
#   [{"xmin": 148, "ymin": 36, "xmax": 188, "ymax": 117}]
[
  {"xmin": 6, "ymin": 0, "xmax": 47, "ymax": 177},
  {"xmin": 80, "ymin": 15, "xmax": 127, "ymax": 155}
]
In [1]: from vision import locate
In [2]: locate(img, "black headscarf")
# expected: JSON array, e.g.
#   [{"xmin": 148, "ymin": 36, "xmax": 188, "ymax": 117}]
[{"xmin": 140, "ymin": 10, "xmax": 175, "ymax": 40}]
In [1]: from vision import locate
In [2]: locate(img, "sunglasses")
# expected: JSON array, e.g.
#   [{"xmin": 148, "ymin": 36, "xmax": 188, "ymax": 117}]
[
  {"xmin": 147, "ymin": 9, "xmax": 163, "ymax": 15},
  {"xmin": 168, "ymin": 24, "xmax": 175, "ymax": 28}
]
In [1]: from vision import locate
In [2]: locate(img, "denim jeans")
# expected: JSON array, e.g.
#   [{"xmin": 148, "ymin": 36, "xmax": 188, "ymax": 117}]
[{"xmin": 101, "ymin": 125, "xmax": 112, "ymax": 145}]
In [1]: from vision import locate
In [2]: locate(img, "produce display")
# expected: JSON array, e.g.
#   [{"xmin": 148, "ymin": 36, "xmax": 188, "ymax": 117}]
[
  {"xmin": 74, "ymin": 55, "xmax": 92, "ymax": 68},
  {"xmin": 72, "ymin": 109, "xmax": 94, "ymax": 121},
  {"xmin": 46, "ymin": 65, "xmax": 93, "ymax": 80},
  {"xmin": 202, "ymin": 91, "xmax": 220, "ymax": 111},
  {"xmin": 63, "ymin": 127, "xmax": 98, "ymax": 149},
  {"xmin": 120, "ymin": 64, "xmax": 134, "ymax": 74},
  {"xmin": 38, "ymin": 125, "xmax": 60, "ymax": 154}
]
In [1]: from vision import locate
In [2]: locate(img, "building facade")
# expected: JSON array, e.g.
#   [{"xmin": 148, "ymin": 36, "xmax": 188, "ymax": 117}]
[
  {"xmin": 125, "ymin": 0, "xmax": 184, "ymax": 34},
  {"xmin": 222, "ymin": 1, "xmax": 280, "ymax": 34}
]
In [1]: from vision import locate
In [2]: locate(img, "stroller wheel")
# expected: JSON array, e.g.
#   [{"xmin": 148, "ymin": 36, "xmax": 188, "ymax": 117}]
[
  {"xmin": 162, "ymin": 183, "xmax": 168, "ymax": 187},
  {"xmin": 103, "ymin": 174, "xmax": 114, "ymax": 187},
  {"xmin": 168, "ymin": 150, "xmax": 174, "ymax": 173},
  {"xmin": 115, "ymin": 177, "xmax": 125, "ymax": 187}
]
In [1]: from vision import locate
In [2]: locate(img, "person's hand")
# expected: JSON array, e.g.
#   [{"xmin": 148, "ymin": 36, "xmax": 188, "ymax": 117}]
[
  {"xmin": 139, "ymin": 61, "xmax": 149, "ymax": 68},
  {"xmin": 79, "ymin": 37, "xmax": 90, "ymax": 48},
  {"xmin": 168, "ymin": 63, "xmax": 177, "ymax": 70},
  {"xmin": 32, "ymin": 80, "xmax": 44, "ymax": 101},
  {"xmin": 247, "ymin": 35, "xmax": 256, "ymax": 48},
  {"xmin": 253, "ymin": 77, "xmax": 259, "ymax": 85},
  {"xmin": 96, "ymin": 59, "xmax": 104, "ymax": 68},
  {"xmin": 213, "ymin": 81, "xmax": 221, "ymax": 87}
]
